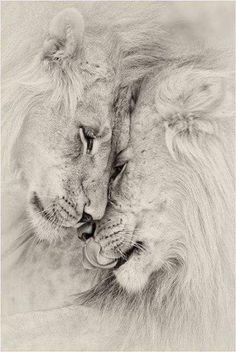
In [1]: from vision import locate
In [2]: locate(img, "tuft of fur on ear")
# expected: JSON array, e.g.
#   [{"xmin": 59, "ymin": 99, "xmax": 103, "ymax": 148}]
[
  {"xmin": 155, "ymin": 68, "xmax": 229, "ymax": 161},
  {"xmin": 42, "ymin": 8, "xmax": 84, "ymax": 65}
]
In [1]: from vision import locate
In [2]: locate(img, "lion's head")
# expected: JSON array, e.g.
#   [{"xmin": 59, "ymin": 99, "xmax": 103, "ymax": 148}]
[
  {"xmin": 2, "ymin": 9, "xmax": 116, "ymax": 242},
  {"xmin": 79, "ymin": 59, "xmax": 234, "ymax": 348}
]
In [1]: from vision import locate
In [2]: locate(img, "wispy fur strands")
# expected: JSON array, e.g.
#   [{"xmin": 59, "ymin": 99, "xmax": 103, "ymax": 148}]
[{"xmin": 2, "ymin": 53, "xmax": 84, "ymax": 181}]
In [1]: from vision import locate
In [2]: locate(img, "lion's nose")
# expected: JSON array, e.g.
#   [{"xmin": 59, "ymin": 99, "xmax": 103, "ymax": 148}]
[
  {"xmin": 79, "ymin": 211, "xmax": 93, "ymax": 223},
  {"xmin": 77, "ymin": 221, "xmax": 96, "ymax": 242}
]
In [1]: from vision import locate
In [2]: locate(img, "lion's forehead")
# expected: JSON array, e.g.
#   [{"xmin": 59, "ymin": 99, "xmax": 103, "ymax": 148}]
[
  {"xmin": 81, "ymin": 41, "xmax": 114, "ymax": 89},
  {"xmin": 26, "ymin": 80, "xmax": 113, "ymax": 146},
  {"xmin": 34, "ymin": 44, "xmax": 114, "ymax": 135}
]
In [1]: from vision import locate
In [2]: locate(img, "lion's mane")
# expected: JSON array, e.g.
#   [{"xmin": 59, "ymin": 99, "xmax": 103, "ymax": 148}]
[
  {"xmin": 76, "ymin": 13, "xmax": 234, "ymax": 352},
  {"xmin": 78, "ymin": 65, "xmax": 234, "ymax": 351}
]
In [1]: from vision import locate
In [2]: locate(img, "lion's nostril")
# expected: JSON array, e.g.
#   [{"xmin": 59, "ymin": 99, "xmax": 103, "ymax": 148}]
[
  {"xmin": 81, "ymin": 232, "xmax": 93, "ymax": 241},
  {"xmin": 77, "ymin": 222, "xmax": 96, "ymax": 242},
  {"xmin": 79, "ymin": 211, "xmax": 93, "ymax": 223}
]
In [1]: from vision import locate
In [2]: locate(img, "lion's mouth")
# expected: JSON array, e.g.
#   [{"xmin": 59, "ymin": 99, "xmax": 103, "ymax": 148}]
[
  {"xmin": 79, "ymin": 223, "xmax": 144, "ymax": 270},
  {"xmin": 114, "ymin": 241, "xmax": 144, "ymax": 269},
  {"xmin": 114, "ymin": 245, "xmax": 139, "ymax": 269},
  {"xmin": 30, "ymin": 192, "xmax": 91, "ymax": 229}
]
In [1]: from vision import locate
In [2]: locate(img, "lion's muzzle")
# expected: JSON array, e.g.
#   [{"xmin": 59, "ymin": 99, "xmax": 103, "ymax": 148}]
[{"xmin": 30, "ymin": 192, "xmax": 92, "ymax": 228}]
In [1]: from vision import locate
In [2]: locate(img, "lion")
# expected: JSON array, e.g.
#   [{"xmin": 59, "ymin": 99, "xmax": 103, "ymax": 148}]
[
  {"xmin": 2, "ymin": 8, "xmax": 116, "ymax": 245},
  {"xmin": 2, "ymin": 6, "xmax": 126, "ymax": 314},
  {"xmin": 79, "ymin": 58, "xmax": 235, "ymax": 350},
  {"xmin": 2, "ymin": 3, "xmax": 234, "ymax": 351},
  {"xmin": 1, "ymin": 3, "xmax": 165, "ymax": 314}
]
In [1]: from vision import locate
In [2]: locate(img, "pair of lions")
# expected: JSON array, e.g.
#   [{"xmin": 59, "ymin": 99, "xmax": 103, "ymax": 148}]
[{"xmin": 2, "ymin": 6, "xmax": 234, "ymax": 350}]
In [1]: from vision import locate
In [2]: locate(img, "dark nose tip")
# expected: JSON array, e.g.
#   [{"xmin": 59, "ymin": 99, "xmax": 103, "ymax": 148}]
[
  {"xmin": 79, "ymin": 211, "xmax": 93, "ymax": 223},
  {"xmin": 77, "ymin": 222, "xmax": 96, "ymax": 242}
]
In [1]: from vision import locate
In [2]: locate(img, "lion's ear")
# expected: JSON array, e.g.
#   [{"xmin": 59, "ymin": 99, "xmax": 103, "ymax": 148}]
[
  {"xmin": 42, "ymin": 8, "xmax": 84, "ymax": 65},
  {"xmin": 155, "ymin": 68, "xmax": 226, "ymax": 161}
]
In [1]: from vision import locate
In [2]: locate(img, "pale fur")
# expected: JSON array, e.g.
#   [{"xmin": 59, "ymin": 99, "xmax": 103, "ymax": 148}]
[
  {"xmin": 2, "ymin": 4, "xmax": 235, "ymax": 351},
  {"xmin": 79, "ymin": 53, "xmax": 235, "ymax": 350},
  {"xmin": 2, "ymin": 7, "xmax": 116, "ymax": 243},
  {"xmin": 2, "ymin": 1, "xmax": 167, "ymax": 314}
]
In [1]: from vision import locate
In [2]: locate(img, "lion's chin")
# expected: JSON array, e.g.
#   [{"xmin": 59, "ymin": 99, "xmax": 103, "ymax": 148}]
[
  {"xmin": 115, "ymin": 264, "xmax": 150, "ymax": 293},
  {"xmin": 114, "ymin": 243, "xmax": 155, "ymax": 293}
]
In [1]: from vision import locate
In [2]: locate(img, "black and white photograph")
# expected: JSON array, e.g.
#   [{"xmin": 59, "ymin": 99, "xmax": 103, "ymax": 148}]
[{"xmin": 1, "ymin": 1, "xmax": 235, "ymax": 350}]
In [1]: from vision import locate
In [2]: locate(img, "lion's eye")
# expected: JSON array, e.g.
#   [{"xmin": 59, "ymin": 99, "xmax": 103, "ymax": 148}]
[
  {"xmin": 109, "ymin": 147, "xmax": 131, "ymax": 185},
  {"xmin": 111, "ymin": 162, "xmax": 127, "ymax": 181},
  {"xmin": 79, "ymin": 127, "xmax": 95, "ymax": 154},
  {"xmin": 115, "ymin": 164, "xmax": 125, "ymax": 175},
  {"xmin": 108, "ymin": 162, "xmax": 127, "ymax": 199}
]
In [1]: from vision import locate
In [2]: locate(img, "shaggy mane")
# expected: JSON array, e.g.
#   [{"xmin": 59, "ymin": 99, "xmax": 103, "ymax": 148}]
[{"xmin": 75, "ymin": 41, "xmax": 234, "ymax": 352}]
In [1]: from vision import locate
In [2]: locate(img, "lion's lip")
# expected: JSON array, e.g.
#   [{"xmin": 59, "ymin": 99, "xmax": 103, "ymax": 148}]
[
  {"xmin": 82, "ymin": 238, "xmax": 118, "ymax": 270},
  {"xmin": 82, "ymin": 237, "xmax": 144, "ymax": 270},
  {"xmin": 114, "ymin": 245, "xmax": 137, "ymax": 269},
  {"xmin": 31, "ymin": 192, "xmax": 87, "ymax": 228}
]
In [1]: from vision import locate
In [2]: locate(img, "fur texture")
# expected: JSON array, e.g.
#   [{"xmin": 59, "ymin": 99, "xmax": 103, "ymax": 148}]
[
  {"xmin": 2, "ymin": 2, "xmax": 167, "ymax": 314},
  {"xmin": 78, "ymin": 38, "xmax": 235, "ymax": 352},
  {"xmin": 2, "ymin": 8, "xmax": 116, "ymax": 243},
  {"xmin": 2, "ymin": 3, "xmax": 235, "ymax": 351}
]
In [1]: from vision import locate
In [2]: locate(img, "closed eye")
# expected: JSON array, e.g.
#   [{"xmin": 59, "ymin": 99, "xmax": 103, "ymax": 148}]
[
  {"xmin": 114, "ymin": 163, "xmax": 126, "ymax": 177},
  {"xmin": 79, "ymin": 127, "xmax": 95, "ymax": 154},
  {"xmin": 110, "ymin": 162, "xmax": 127, "ymax": 182},
  {"xmin": 109, "ymin": 147, "xmax": 131, "ymax": 184},
  {"xmin": 108, "ymin": 162, "xmax": 127, "ymax": 200}
]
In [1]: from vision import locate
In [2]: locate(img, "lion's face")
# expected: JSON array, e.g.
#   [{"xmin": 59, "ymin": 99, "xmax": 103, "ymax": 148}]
[
  {"xmin": 82, "ymin": 75, "xmax": 178, "ymax": 291},
  {"xmin": 18, "ymin": 81, "xmax": 113, "ymax": 242},
  {"xmin": 84, "ymin": 64, "xmax": 228, "ymax": 292},
  {"xmin": 13, "ymin": 9, "xmax": 115, "ymax": 242},
  {"xmin": 94, "ymin": 92, "xmax": 175, "ymax": 292}
]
